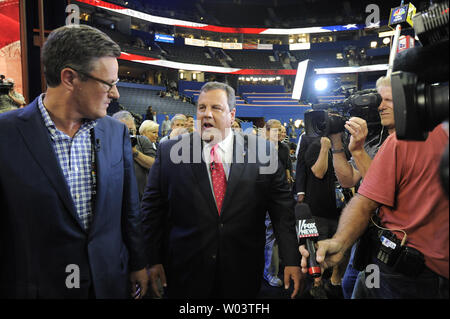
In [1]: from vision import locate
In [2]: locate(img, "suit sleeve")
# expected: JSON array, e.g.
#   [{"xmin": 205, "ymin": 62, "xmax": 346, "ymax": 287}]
[
  {"xmin": 266, "ymin": 143, "xmax": 301, "ymax": 267},
  {"xmin": 137, "ymin": 135, "xmax": 155, "ymax": 157},
  {"xmin": 141, "ymin": 143, "xmax": 167, "ymax": 266},
  {"xmin": 121, "ymin": 125, "xmax": 147, "ymax": 271}
]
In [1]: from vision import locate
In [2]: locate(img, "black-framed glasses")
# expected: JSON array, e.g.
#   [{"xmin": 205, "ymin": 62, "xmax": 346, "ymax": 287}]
[{"xmin": 66, "ymin": 66, "xmax": 119, "ymax": 93}]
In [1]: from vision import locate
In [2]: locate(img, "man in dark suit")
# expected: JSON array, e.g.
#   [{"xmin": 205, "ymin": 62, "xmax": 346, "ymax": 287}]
[
  {"xmin": 0, "ymin": 25, "xmax": 148, "ymax": 298},
  {"xmin": 142, "ymin": 82, "xmax": 303, "ymax": 299}
]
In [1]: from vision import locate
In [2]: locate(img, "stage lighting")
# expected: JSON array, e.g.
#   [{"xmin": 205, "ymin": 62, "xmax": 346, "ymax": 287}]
[{"xmin": 314, "ymin": 78, "xmax": 328, "ymax": 91}]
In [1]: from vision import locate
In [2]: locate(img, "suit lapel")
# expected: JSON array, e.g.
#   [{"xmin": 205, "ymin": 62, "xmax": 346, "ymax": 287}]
[
  {"xmin": 89, "ymin": 123, "xmax": 106, "ymax": 232},
  {"xmin": 17, "ymin": 100, "xmax": 84, "ymax": 230},
  {"xmin": 221, "ymin": 133, "xmax": 247, "ymax": 215},
  {"xmin": 189, "ymin": 133, "xmax": 219, "ymax": 215}
]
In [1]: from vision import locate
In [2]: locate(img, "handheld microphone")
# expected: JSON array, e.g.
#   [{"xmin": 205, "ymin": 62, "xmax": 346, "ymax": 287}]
[{"xmin": 295, "ymin": 203, "xmax": 321, "ymax": 278}]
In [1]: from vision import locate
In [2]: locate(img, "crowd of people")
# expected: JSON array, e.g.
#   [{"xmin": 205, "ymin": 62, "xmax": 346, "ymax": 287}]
[{"xmin": 0, "ymin": 24, "xmax": 447, "ymax": 300}]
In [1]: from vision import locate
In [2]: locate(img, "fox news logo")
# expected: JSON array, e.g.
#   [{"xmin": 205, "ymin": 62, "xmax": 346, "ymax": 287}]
[{"xmin": 297, "ymin": 219, "xmax": 319, "ymax": 238}]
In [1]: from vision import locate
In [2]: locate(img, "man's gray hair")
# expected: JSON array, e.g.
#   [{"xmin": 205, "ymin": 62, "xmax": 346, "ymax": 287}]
[
  {"xmin": 376, "ymin": 76, "xmax": 391, "ymax": 90},
  {"xmin": 171, "ymin": 114, "xmax": 187, "ymax": 127},
  {"xmin": 41, "ymin": 25, "xmax": 121, "ymax": 87},
  {"xmin": 199, "ymin": 81, "xmax": 236, "ymax": 111},
  {"xmin": 112, "ymin": 110, "xmax": 134, "ymax": 122},
  {"xmin": 265, "ymin": 119, "xmax": 281, "ymax": 131},
  {"xmin": 139, "ymin": 120, "xmax": 159, "ymax": 135}
]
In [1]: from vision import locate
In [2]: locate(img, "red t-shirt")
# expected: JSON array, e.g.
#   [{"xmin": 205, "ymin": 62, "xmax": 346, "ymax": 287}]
[{"xmin": 358, "ymin": 125, "xmax": 449, "ymax": 278}]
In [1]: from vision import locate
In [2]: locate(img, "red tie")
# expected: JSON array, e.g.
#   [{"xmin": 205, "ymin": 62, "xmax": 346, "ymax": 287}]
[{"xmin": 210, "ymin": 144, "xmax": 227, "ymax": 215}]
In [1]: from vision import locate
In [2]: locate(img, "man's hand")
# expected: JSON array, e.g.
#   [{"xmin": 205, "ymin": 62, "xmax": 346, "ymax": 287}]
[
  {"xmin": 345, "ymin": 117, "xmax": 368, "ymax": 154},
  {"xmin": 283, "ymin": 266, "xmax": 304, "ymax": 299},
  {"xmin": 320, "ymin": 137, "xmax": 332, "ymax": 150},
  {"xmin": 130, "ymin": 268, "xmax": 149, "ymax": 299},
  {"xmin": 299, "ymin": 239, "xmax": 346, "ymax": 274},
  {"xmin": 329, "ymin": 132, "xmax": 344, "ymax": 149},
  {"xmin": 148, "ymin": 264, "xmax": 167, "ymax": 298},
  {"xmin": 297, "ymin": 194, "xmax": 305, "ymax": 204}
]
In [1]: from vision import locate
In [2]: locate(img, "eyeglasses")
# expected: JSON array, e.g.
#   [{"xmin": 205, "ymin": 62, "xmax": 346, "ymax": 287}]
[{"xmin": 66, "ymin": 66, "xmax": 119, "ymax": 93}]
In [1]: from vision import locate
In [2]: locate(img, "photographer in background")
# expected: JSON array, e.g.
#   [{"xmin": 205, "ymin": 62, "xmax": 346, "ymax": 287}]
[
  {"xmin": 0, "ymin": 77, "xmax": 26, "ymax": 113},
  {"xmin": 299, "ymin": 74, "xmax": 449, "ymax": 297},
  {"xmin": 328, "ymin": 75, "xmax": 392, "ymax": 298},
  {"xmin": 113, "ymin": 110, "xmax": 155, "ymax": 200},
  {"xmin": 295, "ymin": 130, "xmax": 342, "ymax": 298}
]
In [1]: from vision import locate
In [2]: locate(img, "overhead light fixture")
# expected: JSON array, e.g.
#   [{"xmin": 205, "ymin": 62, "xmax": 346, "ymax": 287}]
[
  {"xmin": 383, "ymin": 37, "xmax": 391, "ymax": 45},
  {"xmin": 370, "ymin": 41, "xmax": 378, "ymax": 48}
]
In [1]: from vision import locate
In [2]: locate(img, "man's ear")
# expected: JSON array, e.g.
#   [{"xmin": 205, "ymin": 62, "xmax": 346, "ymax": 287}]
[
  {"xmin": 60, "ymin": 68, "xmax": 77, "ymax": 91},
  {"xmin": 230, "ymin": 108, "xmax": 236, "ymax": 125}
]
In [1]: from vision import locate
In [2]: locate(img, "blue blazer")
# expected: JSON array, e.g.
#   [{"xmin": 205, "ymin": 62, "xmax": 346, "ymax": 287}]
[{"xmin": 0, "ymin": 98, "xmax": 146, "ymax": 298}]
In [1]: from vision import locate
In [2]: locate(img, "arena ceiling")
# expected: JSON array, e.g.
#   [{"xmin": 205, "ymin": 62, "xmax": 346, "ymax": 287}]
[{"xmin": 123, "ymin": 0, "xmax": 431, "ymax": 28}]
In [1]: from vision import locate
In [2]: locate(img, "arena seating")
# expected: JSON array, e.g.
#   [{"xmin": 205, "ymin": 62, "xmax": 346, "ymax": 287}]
[
  {"xmin": 117, "ymin": 82, "xmax": 196, "ymax": 117},
  {"xmin": 225, "ymin": 50, "xmax": 285, "ymax": 69}
]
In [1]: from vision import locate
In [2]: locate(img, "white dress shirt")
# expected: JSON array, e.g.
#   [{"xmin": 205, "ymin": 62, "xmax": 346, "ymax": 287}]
[{"xmin": 202, "ymin": 130, "xmax": 234, "ymax": 203}]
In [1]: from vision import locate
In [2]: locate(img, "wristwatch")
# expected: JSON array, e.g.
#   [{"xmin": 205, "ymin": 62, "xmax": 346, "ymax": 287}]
[{"xmin": 133, "ymin": 150, "xmax": 139, "ymax": 158}]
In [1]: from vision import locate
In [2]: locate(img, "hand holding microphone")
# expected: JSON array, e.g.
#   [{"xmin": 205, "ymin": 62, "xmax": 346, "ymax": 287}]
[
  {"xmin": 296, "ymin": 203, "xmax": 346, "ymax": 275},
  {"xmin": 295, "ymin": 203, "xmax": 321, "ymax": 277}
]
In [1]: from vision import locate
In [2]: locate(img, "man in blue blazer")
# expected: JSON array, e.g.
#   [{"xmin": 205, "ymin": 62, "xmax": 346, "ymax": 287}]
[
  {"xmin": 143, "ymin": 82, "xmax": 303, "ymax": 299},
  {"xmin": 0, "ymin": 25, "xmax": 148, "ymax": 298}
]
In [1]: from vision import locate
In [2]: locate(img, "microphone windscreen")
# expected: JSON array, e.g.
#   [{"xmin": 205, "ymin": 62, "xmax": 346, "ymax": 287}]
[
  {"xmin": 295, "ymin": 203, "xmax": 313, "ymax": 221},
  {"xmin": 393, "ymin": 40, "xmax": 449, "ymax": 83}
]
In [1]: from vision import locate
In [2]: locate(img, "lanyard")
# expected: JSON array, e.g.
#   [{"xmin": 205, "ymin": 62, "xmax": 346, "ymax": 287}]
[{"xmin": 90, "ymin": 128, "xmax": 98, "ymax": 205}]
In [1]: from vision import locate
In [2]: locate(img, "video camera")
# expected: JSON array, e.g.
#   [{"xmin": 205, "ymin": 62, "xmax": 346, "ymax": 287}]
[
  {"xmin": 391, "ymin": 0, "xmax": 449, "ymax": 196},
  {"xmin": 391, "ymin": 0, "xmax": 449, "ymax": 141},
  {"xmin": 304, "ymin": 88, "xmax": 382, "ymax": 138},
  {"xmin": 129, "ymin": 132, "xmax": 138, "ymax": 147},
  {"xmin": 0, "ymin": 75, "xmax": 13, "ymax": 95}
]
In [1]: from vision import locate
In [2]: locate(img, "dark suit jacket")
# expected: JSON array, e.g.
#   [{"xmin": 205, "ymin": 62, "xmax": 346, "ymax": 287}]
[
  {"xmin": 295, "ymin": 135, "xmax": 319, "ymax": 194},
  {"xmin": 0, "ymin": 98, "xmax": 147, "ymax": 298},
  {"xmin": 142, "ymin": 132, "xmax": 300, "ymax": 298}
]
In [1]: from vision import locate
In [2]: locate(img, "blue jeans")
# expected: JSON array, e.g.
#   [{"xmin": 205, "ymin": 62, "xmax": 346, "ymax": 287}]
[
  {"xmin": 352, "ymin": 257, "xmax": 449, "ymax": 299},
  {"xmin": 342, "ymin": 244, "xmax": 360, "ymax": 299},
  {"xmin": 264, "ymin": 212, "xmax": 279, "ymax": 278}
]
